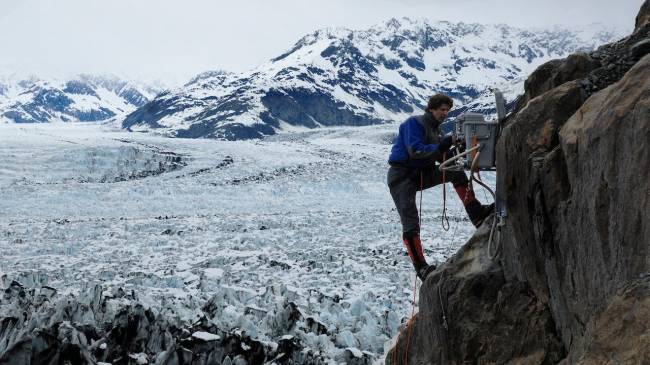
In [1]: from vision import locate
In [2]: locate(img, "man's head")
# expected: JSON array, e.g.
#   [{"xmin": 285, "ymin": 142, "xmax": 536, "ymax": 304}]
[{"xmin": 426, "ymin": 94, "xmax": 453, "ymax": 122}]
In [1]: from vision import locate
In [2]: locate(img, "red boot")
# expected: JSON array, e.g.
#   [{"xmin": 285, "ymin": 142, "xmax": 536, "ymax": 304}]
[
  {"xmin": 402, "ymin": 233, "xmax": 436, "ymax": 280},
  {"xmin": 455, "ymin": 184, "xmax": 494, "ymax": 227},
  {"xmin": 465, "ymin": 201, "xmax": 495, "ymax": 227}
]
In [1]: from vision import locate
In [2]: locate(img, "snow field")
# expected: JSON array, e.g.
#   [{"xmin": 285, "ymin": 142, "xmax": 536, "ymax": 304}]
[{"xmin": 0, "ymin": 123, "xmax": 494, "ymax": 361}]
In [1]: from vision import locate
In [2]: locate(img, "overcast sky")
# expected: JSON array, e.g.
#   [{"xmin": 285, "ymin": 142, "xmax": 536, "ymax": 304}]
[{"xmin": 0, "ymin": 0, "xmax": 643, "ymax": 85}]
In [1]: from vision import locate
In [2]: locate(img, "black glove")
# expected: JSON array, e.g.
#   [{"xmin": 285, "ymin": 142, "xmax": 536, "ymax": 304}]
[
  {"xmin": 446, "ymin": 146, "xmax": 458, "ymax": 158},
  {"xmin": 456, "ymin": 139, "xmax": 466, "ymax": 153},
  {"xmin": 437, "ymin": 135, "xmax": 453, "ymax": 153}
]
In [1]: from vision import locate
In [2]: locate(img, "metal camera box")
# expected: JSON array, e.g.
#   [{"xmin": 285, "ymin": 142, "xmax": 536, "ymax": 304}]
[
  {"xmin": 463, "ymin": 119, "xmax": 498, "ymax": 170},
  {"xmin": 454, "ymin": 112, "xmax": 485, "ymax": 140}
]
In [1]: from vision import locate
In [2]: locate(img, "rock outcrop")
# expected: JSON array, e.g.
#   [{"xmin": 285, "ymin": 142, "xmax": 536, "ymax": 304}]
[
  {"xmin": 637, "ymin": 0, "xmax": 650, "ymax": 31},
  {"xmin": 387, "ymin": 2, "xmax": 650, "ymax": 364},
  {"xmin": 387, "ymin": 219, "xmax": 565, "ymax": 365}
]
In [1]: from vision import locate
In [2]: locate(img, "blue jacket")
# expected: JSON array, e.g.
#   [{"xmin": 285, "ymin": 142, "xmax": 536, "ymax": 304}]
[{"xmin": 388, "ymin": 112, "xmax": 443, "ymax": 168}]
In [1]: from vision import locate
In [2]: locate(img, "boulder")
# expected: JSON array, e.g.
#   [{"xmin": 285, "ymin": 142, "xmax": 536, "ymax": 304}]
[
  {"xmin": 385, "ymin": 220, "xmax": 565, "ymax": 364},
  {"xmin": 569, "ymin": 276, "xmax": 650, "ymax": 365},
  {"xmin": 521, "ymin": 53, "xmax": 597, "ymax": 105},
  {"xmin": 554, "ymin": 54, "xmax": 650, "ymax": 360},
  {"xmin": 514, "ymin": 2, "xmax": 650, "ymax": 113}
]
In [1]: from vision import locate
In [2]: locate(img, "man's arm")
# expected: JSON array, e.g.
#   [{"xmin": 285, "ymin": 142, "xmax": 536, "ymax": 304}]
[{"xmin": 402, "ymin": 119, "xmax": 441, "ymax": 160}]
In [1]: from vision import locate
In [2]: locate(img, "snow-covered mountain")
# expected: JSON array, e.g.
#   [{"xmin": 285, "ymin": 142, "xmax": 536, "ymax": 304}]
[
  {"xmin": 123, "ymin": 19, "xmax": 623, "ymax": 140},
  {"xmin": 0, "ymin": 74, "xmax": 162, "ymax": 124}
]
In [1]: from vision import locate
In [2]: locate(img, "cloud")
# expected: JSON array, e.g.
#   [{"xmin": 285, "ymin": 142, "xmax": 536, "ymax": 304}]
[
  {"xmin": 0, "ymin": 0, "xmax": 21, "ymax": 21},
  {"xmin": 0, "ymin": 0, "xmax": 640, "ymax": 84}
]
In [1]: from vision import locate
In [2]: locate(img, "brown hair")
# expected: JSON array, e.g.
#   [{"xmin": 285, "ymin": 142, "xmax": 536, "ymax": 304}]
[{"xmin": 427, "ymin": 94, "xmax": 453, "ymax": 111}]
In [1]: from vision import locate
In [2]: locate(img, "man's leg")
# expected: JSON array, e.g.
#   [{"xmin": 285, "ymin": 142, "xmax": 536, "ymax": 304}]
[
  {"xmin": 445, "ymin": 170, "xmax": 494, "ymax": 227},
  {"xmin": 388, "ymin": 167, "xmax": 430, "ymax": 277},
  {"xmin": 418, "ymin": 165, "xmax": 443, "ymax": 190},
  {"xmin": 413, "ymin": 166, "xmax": 493, "ymax": 226}
]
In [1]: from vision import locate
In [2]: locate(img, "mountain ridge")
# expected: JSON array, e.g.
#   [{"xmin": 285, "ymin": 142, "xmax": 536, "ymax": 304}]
[
  {"xmin": 122, "ymin": 18, "xmax": 624, "ymax": 140},
  {"xmin": 0, "ymin": 74, "xmax": 162, "ymax": 124}
]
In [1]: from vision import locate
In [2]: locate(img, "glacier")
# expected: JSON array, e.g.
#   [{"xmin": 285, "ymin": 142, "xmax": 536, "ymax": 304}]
[{"xmin": 0, "ymin": 122, "xmax": 493, "ymax": 363}]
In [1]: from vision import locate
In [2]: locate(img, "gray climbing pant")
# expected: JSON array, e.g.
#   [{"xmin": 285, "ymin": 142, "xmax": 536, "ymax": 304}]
[{"xmin": 387, "ymin": 164, "xmax": 469, "ymax": 234}]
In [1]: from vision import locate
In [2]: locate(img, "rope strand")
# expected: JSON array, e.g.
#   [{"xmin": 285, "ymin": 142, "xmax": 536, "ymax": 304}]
[
  {"xmin": 393, "ymin": 173, "xmax": 426, "ymax": 365},
  {"xmin": 403, "ymin": 276, "xmax": 419, "ymax": 364},
  {"xmin": 419, "ymin": 171, "xmax": 423, "ymax": 230},
  {"xmin": 441, "ymin": 152, "xmax": 450, "ymax": 231}
]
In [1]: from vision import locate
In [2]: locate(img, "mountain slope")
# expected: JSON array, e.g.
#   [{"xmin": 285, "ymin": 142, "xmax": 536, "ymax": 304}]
[
  {"xmin": 123, "ymin": 19, "xmax": 623, "ymax": 140},
  {"xmin": 0, "ymin": 74, "xmax": 162, "ymax": 124}
]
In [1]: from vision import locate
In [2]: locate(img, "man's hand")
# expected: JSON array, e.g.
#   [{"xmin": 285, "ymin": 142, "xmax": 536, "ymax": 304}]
[
  {"xmin": 454, "ymin": 136, "xmax": 466, "ymax": 153},
  {"xmin": 437, "ymin": 135, "xmax": 453, "ymax": 153}
]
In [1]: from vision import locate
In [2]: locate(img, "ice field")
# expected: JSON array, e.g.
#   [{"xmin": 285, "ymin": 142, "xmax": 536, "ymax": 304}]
[{"xmin": 0, "ymin": 123, "xmax": 495, "ymax": 362}]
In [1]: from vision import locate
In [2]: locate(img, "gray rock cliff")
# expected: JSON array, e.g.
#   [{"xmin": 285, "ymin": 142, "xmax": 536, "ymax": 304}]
[{"xmin": 386, "ymin": 2, "xmax": 650, "ymax": 364}]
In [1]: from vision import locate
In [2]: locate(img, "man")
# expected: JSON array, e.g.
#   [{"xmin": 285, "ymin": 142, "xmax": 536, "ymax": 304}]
[{"xmin": 387, "ymin": 94, "xmax": 494, "ymax": 280}]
